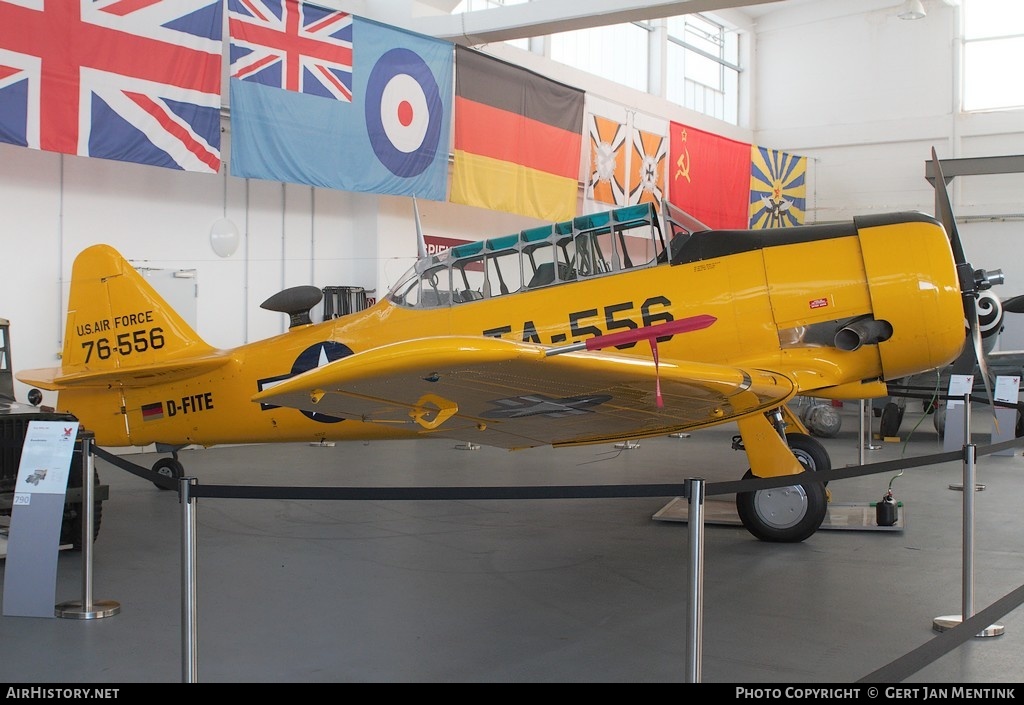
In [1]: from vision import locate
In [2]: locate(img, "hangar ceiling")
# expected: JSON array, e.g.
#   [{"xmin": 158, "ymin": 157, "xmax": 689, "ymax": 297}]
[{"xmin": 412, "ymin": 0, "xmax": 801, "ymax": 44}]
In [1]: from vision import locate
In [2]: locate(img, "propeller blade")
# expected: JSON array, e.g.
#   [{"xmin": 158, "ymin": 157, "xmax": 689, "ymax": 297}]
[
  {"xmin": 932, "ymin": 147, "xmax": 967, "ymax": 266},
  {"xmin": 932, "ymin": 147, "xmax": 997, "ymax": 427},
  {"xmin": 949, "ymin": 334, "xmax": 977, "ymax": 375},
  {"xmin": 1003, "ymin": 294, "xmax": 1024, "ymax": 314},
  {"xmin": 952, "ymin": 293, "xmax": 980, "ymax": 374}
]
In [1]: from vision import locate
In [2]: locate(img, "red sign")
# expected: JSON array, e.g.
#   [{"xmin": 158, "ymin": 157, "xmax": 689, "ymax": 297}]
[{"xmin": 424, "ymin": 235, "xmax": 469, "ymax": 256}]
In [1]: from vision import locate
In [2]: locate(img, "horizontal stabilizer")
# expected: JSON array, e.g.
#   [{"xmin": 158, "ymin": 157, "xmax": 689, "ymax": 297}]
[{"xmin": 19, "ymin": 352, "xmax": 232, "ymax": 391}]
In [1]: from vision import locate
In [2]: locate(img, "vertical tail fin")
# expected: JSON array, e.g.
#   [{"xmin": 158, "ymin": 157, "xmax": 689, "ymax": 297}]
[
  {"xmin": 59, "ymin": 244, "xmax": 213, "ymax": 375},
  {"xmin": 18, "ymin": 245, "xmax": 224, "ymax": 446}
]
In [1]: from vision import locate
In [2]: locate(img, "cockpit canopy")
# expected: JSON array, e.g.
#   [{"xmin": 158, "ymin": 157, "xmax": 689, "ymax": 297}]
[{"xmin": 387, "ymin": 201, "xmax": 708, "ymax": 309}]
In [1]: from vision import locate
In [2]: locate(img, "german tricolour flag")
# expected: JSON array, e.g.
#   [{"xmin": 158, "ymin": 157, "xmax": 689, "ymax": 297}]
[
  {"xmin": 141, "ymin": 402, "xmax": 164, "ymax": 422},
  {"xmin": 450, "ymin": 46, "xmax": 584, "ymax": 222}
]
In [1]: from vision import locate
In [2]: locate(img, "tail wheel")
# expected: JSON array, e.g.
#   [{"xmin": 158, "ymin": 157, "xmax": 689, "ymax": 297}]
[
  {"xmin": 153, "ymin": 456, "xmax": 184, "ymax": 491},
  {"xmin": 735, "ymin": 433, "xmax": 830, "ymax": 543}
]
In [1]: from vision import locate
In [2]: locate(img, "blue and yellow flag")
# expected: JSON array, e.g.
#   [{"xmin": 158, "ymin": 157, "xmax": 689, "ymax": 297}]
[{"xmin": 749, "ymin": 146, "xmax": 806, "ymax": 228}]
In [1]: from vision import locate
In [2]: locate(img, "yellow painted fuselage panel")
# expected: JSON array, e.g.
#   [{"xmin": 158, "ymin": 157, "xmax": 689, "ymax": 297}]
[{"xmin": 28, "ymin": 213, "xmax": 965, "ymax": 450}]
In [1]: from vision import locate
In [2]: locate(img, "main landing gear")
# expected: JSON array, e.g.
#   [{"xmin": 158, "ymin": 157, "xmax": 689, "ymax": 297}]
[{"xmin": 734, "ymin": 428, "xmax": 831, "ymax": 543}]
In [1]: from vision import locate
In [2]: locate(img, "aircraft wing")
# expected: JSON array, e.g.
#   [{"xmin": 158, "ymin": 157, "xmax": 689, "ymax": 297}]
[
  {"xmin": 986, "ymin": 349, "xmax": 1024, "ymax": 377},
  {"xmin": 253, "ymin": 335, "xmax": 797, "ymax": 449}
]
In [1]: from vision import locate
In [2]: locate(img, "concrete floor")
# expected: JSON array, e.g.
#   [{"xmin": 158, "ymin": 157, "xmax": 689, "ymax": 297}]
[{"xmin": 1, "ymin": 403, "xmax": 1022, "ymax": 683}]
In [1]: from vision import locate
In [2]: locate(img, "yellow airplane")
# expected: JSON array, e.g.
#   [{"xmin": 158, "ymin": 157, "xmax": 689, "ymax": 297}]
[{"xmin": 17, "ymin": 149, "xmax": 993, "ymax": 543}]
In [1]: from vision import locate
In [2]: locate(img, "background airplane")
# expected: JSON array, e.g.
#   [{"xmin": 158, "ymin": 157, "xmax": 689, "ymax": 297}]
[
  {"xmin": 880, "ymin": 290, "xmax": 1024, "ymax": 439},
  {"xmin": 15, "ymin": 149, "xmax": 990, "ymax": 543}
]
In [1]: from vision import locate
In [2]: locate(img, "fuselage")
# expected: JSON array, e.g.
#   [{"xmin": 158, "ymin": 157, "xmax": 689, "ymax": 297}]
[{"xmin": 46, "ymin": 207, "xmax": 965, "ymax": 449}]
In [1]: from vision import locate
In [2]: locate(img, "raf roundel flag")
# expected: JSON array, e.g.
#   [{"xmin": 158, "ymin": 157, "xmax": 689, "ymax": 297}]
[{"xmin": 229, "ymin": 4, "xmax": 453, "ymax": 201}]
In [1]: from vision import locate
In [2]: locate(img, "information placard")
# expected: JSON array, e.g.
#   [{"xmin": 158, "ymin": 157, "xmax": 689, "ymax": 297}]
[
  {"xmin": 992, "ymin": 375, "xmax": 1020, "ymax": 456},
  {"xmin": 942, "ymin": 374, "xmax": 974, "ymax": 451},
  {"xmin": 2, "ymin": 420, "xmax": 80, "ymax": 618}
]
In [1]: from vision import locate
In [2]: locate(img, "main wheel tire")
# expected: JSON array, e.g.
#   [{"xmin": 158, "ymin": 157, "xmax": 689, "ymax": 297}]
[
  {"xmin": 735, "ymin": 433, "xmax": 829, "ymax": 543},
  {"xmin": 933, "ymin": 406, "xmax": 947, "ymax": 439},
  {"xmin": 786, "ymin": 432, "xmax": 830, "ymax": 483},
  {"xmin": 879, "ymin": 401, "xmax": 904, "ymax": 438},
  {"xmin": 153, "ymin": 457, "xmax": 184, "ymax": 490}
]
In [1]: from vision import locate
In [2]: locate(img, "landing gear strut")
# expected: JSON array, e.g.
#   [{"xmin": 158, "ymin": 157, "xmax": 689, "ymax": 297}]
[{"xmin": 735, "ymin": 432, "xmax": 830, "ymax": 543}]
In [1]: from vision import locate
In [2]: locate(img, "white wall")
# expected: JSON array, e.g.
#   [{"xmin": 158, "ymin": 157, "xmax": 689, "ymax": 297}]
[
  {"xmin": 3, "ymin": 0, "xmax": 1023, "ymax": 406},
  {"xmin": 753, "ymin": 0, "xmax": 1024, "ymax": 349}
]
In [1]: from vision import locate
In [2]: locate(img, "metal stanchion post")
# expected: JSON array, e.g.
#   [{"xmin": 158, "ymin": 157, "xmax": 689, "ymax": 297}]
[
  {"xmin": 859, "ymin": 400, "xmax": 866, "ymax": 465},
  {"xmin": 860, "ymin": 399, "xmax": 880, "ymax": 455},
  {"xmin": 933, "ymin": 394, "xmax": 1004, "ymax": 637},
  {"xmin": 684, "ymin": 478, "xmax": 705, "ymax": 684},
  {"xmin": 55, "ymin": 434, "xmax": 120, "ymax": 619},
  {"xmin": 181, "ymin": 477, "xmax": 199, "ymax": 683}
]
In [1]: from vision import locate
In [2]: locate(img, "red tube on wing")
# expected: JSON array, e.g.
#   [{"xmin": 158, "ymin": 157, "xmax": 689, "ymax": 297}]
[
  {"xmin": 581, "ymin": 314, "xmax": 716, "ymax": 409},
  {"xmin": 583, "ymin": 314, "xmax": 717, "ymax": 351}
]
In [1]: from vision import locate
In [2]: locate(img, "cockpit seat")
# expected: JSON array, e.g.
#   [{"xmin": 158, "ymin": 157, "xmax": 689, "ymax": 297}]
[{"xmin": 527, "ymin": 263, "xmax": 556, "ymax": 288}]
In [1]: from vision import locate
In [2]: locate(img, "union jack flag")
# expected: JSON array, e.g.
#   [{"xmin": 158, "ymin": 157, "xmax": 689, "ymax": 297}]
[
  {"xmin": 229, "ymin": 0, "xmax": 353, "ymax": 102},
  {"xmin": 0, "ymin": 0, "xmax": 223, "ymax": 172}
]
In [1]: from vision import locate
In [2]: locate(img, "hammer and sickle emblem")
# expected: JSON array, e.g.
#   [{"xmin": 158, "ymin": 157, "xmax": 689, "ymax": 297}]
[{"xmin": 674, "ymin": 129, "xmax": 691, "ymax": 183}]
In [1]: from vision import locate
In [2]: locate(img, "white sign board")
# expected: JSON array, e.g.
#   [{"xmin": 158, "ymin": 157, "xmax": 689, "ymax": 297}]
[
  {"xmin": 3, "ymin": 420, "xmax": 80, "ymax": 618},
  {"xmin": 943, "ymin": 374, "xmax": 974, "ymax": 451},
  {"xmin": 992, "ymin": 375, "xmax": 1020, "ymax": 456}
]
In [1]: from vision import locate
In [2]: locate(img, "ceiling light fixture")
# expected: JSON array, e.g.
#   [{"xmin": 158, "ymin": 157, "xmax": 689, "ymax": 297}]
[{"xmin": 898, "ymin": 0, "xmax": 927, "ymax": 20}]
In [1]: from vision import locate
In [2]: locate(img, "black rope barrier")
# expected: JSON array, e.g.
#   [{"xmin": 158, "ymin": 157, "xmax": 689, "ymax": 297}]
[
  {"xmin": 885, "ymin": 384, "xmax": 1024, "ymax": 410},
  {"xmin": 93, "ymin": 445, "xmax": 178, "ymax": 491},
  {"xmin": 858, "ymin": 583, "xmax": 1024, "ymax": 683},
  {"xmin": 92, "ymin": 437, "xmax": 1024, "ymax": 502}
]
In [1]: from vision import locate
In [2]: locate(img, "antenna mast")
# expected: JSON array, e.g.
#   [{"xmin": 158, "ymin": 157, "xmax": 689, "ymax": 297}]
[{"xmin": 413, "ymin": 196, "xmax": 427, "ymax": 260}]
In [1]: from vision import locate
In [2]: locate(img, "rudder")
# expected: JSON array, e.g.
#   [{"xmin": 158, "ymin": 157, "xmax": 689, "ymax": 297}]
[{"xmin": 61, "ymin": 244, "xmax": 213, "ymax": 374}]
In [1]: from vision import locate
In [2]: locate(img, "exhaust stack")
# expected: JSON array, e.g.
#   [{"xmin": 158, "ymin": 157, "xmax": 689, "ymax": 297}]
[{"xmin": 834, "ymin": 316, "xmax": 893, "ymax": 352}]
